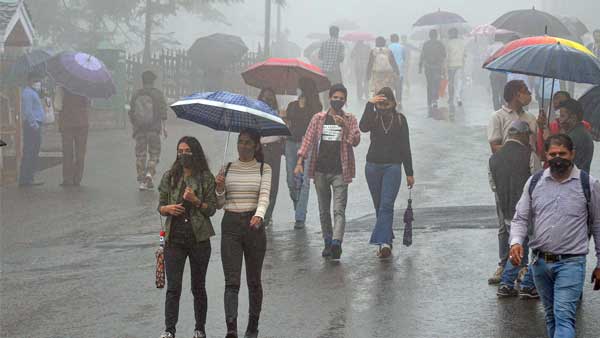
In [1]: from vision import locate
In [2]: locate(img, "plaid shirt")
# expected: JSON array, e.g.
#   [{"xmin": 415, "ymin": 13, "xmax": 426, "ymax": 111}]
[
  {"xmin": 319, "ymin": 38, "xmax": 345, "ymax": 73},
  {"xmin": 298, "ymin": 111, "xmax": 360, "ymax": 183}
]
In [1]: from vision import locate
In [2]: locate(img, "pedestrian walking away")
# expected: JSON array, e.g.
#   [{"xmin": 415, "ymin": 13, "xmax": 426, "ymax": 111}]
[
  {"xmin": 351, "ymin": 40, "xmax": 371, "ymax": 100},
  {"xmin": 509, "ymin": 134, "xmax": 600, "ymax": 338},
  {"xmin": 319, "ymin": 25, "xmax": 345, "ymax": 85},
  {"xmin": 388, "ymin": 34, "xmax": 407, "ymax": 105},
  {"xmin": 489, "ymin": 120, "xmax": 542, "ymax": 299},
  {"xmin": 215, "ymin": 129, "xmax": 272, "ymax": 338},
  {"xmin": 445, "ymin": 28, "xmax": 466, "ymax": 108},
  {"xmin": 257, "ymin": 88, "xmax": 284, "ymax": 228},
  {"xmin": 55, "ymin": 86, "xmax": 91, "ymax": 186},
  {"xmin": 419, "ymin": 30, "xmax": 446, "ymax": 117},
  {"xmin": 487, "ymin": 79, "xmax": 538, "ymax": 284},
  {"xmin": 18, "ymin": 72, "xmax": 45, "ymax": 187},
  {"xmin": 366, "ymin": 37, "xmax": 399, "ymax": 99},
  {"xmin": 359, "ymin": 87, "xmax": 414, "ymax": 258},
  {"xmin": 157, "ymin": 136, "xmax": 217, "ymax": 338},
  {"xmin": 295, "ymin": 84, "xmax": 361, "ymax": 260},
  {"xmin": 129, "ymin": 70, "xmax": 169, "ymax": 190},
  {"xmin": 282, "ymin": 77, "xmax": 323, "ymax": 230}
]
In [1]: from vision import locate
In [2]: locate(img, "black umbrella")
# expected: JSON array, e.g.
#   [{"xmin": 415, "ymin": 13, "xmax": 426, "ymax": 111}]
[
  {"xmin": 491, "ymin": 7, "xmax": 579, "ymax": 42},
  {"xmin": 580, "ymin": 86, "xmax": 600, "ymax": 141},
  {"xmin": 5, "ymin": 49, "xmax": 57, "ymax": 84},
  {"xmin": 413, "ymin": 9, "xmax": 467, "ymax": 27},
  {"xmin": 403, "ymin": 189, "xmax": 414, "ymax": 247},
  {"xmin": 189, "ymin": 33, "xmax": 248, "ymax": 69},
  {"xmin": 560, "ymin": 16, "xmax": 589, "ymax": 39}
]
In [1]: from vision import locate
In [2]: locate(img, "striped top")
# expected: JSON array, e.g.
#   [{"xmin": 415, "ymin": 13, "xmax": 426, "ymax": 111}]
[{"xmin": 216, "ymin": 159, "xmax": 272, "ymax": 219}]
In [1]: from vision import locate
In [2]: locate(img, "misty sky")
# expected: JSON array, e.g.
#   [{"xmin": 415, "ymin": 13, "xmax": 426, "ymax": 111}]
[{"xmin": 165, "ymin": 0, "xmax": 550, "ymax": 50}]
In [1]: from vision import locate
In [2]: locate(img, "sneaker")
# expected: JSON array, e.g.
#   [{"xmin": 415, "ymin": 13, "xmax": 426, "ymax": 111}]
[
  {"xmin": 294, "ymin": 220, "xmax": 305, "ymax": 229},
  {"xmin": 160, "ymin": 332, "xmax": 174, "ymax": 338},
  {"xmin": 488, "ymin": 266, "xmax": 504, "ymax": 285},
  {"xmin": 516, "ymin": 266, "xmax": 528, "ymax": 283},
  {"xmin": 322, "ymin": 243, "xmax": 332, "ymax": 257},
  {"xmin": 331, "ymin": 240, "xmax": 342, "ymax": 260},
  {"xmin": 145, "ymin": 173, "xmax": 154, "ymax": 189},
  {"xmin": 519, "ymin": 287, "xmax": 540, "ymax": 300},
  {"xmin": 379, "ymin": 244, "xmax": 392, "ymax": 258},
  {"xmin": 193, "ymin": 330, "xmax": 207, "ymax": 338},
  {"xmin": 139, "ymin": 181, "xmax": 148, "ymax": 191},
  {"xmin": 497, "ymin": 285, "xmax": 518, "ymax": 298}
]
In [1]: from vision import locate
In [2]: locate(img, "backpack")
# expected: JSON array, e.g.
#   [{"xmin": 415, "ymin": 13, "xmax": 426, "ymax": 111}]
[
  {"xmin": 133, "ymin": 93, "xmax": 156, "ymax": 127},
  {"xmin": 372, "ymin": 48, "xmax": 393, "ymax": 72},
  {"xmin": 528, "ymin": 169, "xmax": 592, "ymax": 238}
]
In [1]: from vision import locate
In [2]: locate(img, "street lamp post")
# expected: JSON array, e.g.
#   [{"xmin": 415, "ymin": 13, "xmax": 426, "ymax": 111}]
[{"xmin": 264, "ymin": 0, "xmax": 272, "ymax": 58}]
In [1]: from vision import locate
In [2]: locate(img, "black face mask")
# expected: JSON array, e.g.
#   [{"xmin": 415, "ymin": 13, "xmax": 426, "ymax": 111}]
[
  {"xmin": 548, "ymin": 157, "xmax": 572, "ymax": 175},
  {"xmin": 178, "ymin": 154, "xmax": 194, "ymax": 168},
  {"xmin": 330, "ymin": 99, "xmax": 345, "ymax": 112}
]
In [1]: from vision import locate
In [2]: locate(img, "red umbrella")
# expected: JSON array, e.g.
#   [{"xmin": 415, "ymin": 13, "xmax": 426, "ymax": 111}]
[
  {"xmin": 342, "ymin": 32, "xmax": 376, "ymax": 42},
  {"xmin": 242, "ymin": 58, "xmax": 331, "ymax": 95}
]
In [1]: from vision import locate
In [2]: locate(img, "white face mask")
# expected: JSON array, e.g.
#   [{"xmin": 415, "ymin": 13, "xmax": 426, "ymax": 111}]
[{"xmin": 32, "ymin": 82, "xmax": 42, "ymax": 91}]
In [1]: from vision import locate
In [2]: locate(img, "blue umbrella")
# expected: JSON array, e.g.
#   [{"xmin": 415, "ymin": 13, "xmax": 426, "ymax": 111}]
[{"xmin": 171, "ymin": 91, "xmax": 290, "ymax": 163}]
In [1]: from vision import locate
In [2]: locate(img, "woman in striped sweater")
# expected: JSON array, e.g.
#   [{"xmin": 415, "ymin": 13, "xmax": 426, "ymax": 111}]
[{"xmin": 215, "ymin": 129, "xmax": 272, "ymax": 338}]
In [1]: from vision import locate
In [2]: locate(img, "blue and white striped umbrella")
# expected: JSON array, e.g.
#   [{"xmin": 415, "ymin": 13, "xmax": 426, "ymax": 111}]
[{"xmin": 170, "ymin": 91, "xmax": 290, "ymax": 137}]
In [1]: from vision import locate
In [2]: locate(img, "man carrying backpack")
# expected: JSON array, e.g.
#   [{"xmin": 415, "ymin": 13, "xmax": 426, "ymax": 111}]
[
  {"xmin": 129, "ymin": 71, "xmax": 168, "ymax": 190},
  {"xmin": 509, "ymin": 134, "xmax": 600, "ymax": 338}
]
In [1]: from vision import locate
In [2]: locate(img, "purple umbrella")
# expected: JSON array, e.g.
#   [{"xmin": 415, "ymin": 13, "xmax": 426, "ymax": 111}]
[{"xmin": 46, "ymin": 52, "xmax": 116, "ymax": 99}]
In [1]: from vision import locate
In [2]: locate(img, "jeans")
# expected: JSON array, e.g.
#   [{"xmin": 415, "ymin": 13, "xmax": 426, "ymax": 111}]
[
  {"xmin": 262, "ymin": 141, "xmax": 283, "ymax": 224},
  {"xmin": 61, "ymin": 128, "xmax": 88, "ymax": 185},
  {"xmin": 425, "ymin": 66, "xmax": 442, "ymax": 110},
  {"xmin": 365, "ymin": 162, "xmax": 402, "ymax": 245},
  {"xmin": 532, "ymin": 255, "xmax": 586, "ymax": 338},
  {"xmin": 314, "ymin": 172, "xmax": 348, "ymax": 242},
  {"xmin": 19, "ymin": 123, "xmax": 42, "ymax": 184},
  {"xmin": 164, "ymin": 235, "xmax": 211, "ymax": 335},
  {"xmin": 495, "ymin": 194, "xmax": 510, "ymax": 267},
  {"xmin": 284, "ymin": 140, "xmax": 311, "ymax": 222},
  {"xmin": 221, "ymin": 211, "xmax": 267, "ymax": 323},
  {"xmin": 499, "ymin": 236, "xmax": 533, "ymax": 289},
  {"xmin": 447, "ymin": 67, "xmax": 463, "ymax": 106}
]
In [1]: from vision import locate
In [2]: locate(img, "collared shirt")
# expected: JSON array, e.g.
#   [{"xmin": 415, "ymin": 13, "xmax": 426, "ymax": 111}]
[
  {"xmin": 298, "ymin": 111, "xmax": 360, "ymax": 183},
  {"xmin": 510, "ymin": 167, "xmax": 600, "ymax": 268},
  {"xmin": 319, "ymin": 38, "xmax": 345, "ymax": 73},
  {"xmin": 487, "ymin": 106, "xmax": 538, "ymax": 152},
  {"xmin": 21, "ymin": 86, "xmax": 45, "ymax": 129}
]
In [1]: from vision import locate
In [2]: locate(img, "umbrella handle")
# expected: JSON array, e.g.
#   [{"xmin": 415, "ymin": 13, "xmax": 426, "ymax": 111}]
[{"xmin": 222, "ymin": 112, "xmax": 232, "ymax": 169}]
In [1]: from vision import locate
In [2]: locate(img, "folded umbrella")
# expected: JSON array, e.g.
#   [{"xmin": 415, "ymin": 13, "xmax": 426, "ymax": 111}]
[
  {"xmin": 403, "ymin": 189, "xmax": 414, "ymax": 247},
  {"xmin": 46, "ymin": 52, "xmax": 116, "ymax": 99},
  {"xmin": 242, "ymin": 58, "xmax": 331, "ymax": 95}
]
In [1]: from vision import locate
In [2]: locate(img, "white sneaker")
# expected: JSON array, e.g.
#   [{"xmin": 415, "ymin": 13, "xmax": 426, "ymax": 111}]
[
  {"xmin": 160, "ymin": 332, "xmax": 174, "ymax": 338},
  {"xmin": 380, "ymin": 244, "xmax": 392, "ymax": 258},
  {"xmin": 139, "ymin": 181, "xmax": 148, "ymax": 191},
  {"xmin": 145, "ymin": 173, "xmax": 154, "ymax": 189}
]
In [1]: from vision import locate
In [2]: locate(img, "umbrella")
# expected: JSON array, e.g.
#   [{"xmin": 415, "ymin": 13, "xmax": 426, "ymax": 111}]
[
  {"xmin": 331, "ymin": 18, "xmax": 360, "ymax": 31},
  {"xmin": 580, "ymin": 86, "xmax": 600, "ymax": 141},
  {"xmin": 413, "ymin": 9, "xmax": 467, "ymax": 27},
  {"xmin": 410, "ymin": 23, "xmax": 470, "ymax": 40},
  {"xmin": 403, "ymin": 189, "xmax": 414, "ymax": 247},
  {"xmin": 341, "ymin": 32, "xmax": 376, "ymax": 42},
  {"xmin": 242, "ymin": 58, "xmax": 331, "ymax": 95},
  {"xmin": 484, "ymin": 36, "xmax": 594, "ymax": 66},
  {"xmin": 171, "ymin": 91, "xmax": 290, "ymax": 165},
  {"xmin": 7, "ymin": 49, "xmax": 57, "ymax": 82},
  {"xmin": 559, "ymin": 16, "xmax": 589, "ymax": 39},
  {"xmin": 189, "ymin": 33, "xmax": 248, "ymax": 69},
  {"xmin": 46, "ymin": 52, "xmax": 116, "ymax": 99},
  {"xmin": 491, "ymin": 7, "xmax": 579, "ymax": 42}
]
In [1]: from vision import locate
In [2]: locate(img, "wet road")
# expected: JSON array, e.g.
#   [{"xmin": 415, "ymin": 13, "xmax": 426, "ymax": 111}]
[{"xmin": 2, "ymin": 83, "xmax": 600, "ymax": 338}]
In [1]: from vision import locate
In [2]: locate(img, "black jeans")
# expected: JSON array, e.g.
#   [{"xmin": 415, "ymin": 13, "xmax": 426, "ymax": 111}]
[
  {"xmin": 164, "ymin": 225, "xmax": 211, "ymax": 335},
  {"xmin": 221, "ymin": 211, "xmax": 267, "ymax": 323},
  {"xmin": 19, "ymin": 123, "xmax": 41, "ymax": 184}
]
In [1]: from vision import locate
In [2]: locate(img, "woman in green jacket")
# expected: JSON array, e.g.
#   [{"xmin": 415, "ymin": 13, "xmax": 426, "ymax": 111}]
[{"xmin": 158, "ymin": 136, "xmax": 216, "ymax": 338}]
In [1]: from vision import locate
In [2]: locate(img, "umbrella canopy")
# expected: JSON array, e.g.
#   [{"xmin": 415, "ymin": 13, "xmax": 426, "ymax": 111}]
[
  {"xmin": 484, "ymin": 36, "xmax": 594, "ymax": 66},
  {"xmin": 484, "ymin": 43, "xmax": 600, "ymax": 85},
  {"xmin": 331, "ymin": 18, "xmax": 360, "ymax": 31},
  {"xmin": 402, "ymin": 190, "xmax": 414, "ymax": 247},
  {"xmin": 491, "ymin": 8, "xmax": 579, "ymax": 41},
  {"xmin": 46, "ymin": 52, "xmax": 116, "ymax": 99},
  {"xmin": 580, "ymin": 86, "xmax": 600, "ymax": 141},
  {"xmin": 8, "ymin": 49, "xmax": 57, "ymax": 82},
  {"xmin": 170, "ymin": 91, "xmax": 290, "ymax": 137},
  {"xmin": 410, "ymin": 23, "xmax": 470, "ymax": 40},
  {"xmin": 413, "ymin": 10, "xmax": 466, "ymax": 27},
  {"xmin": 341, "ymin": 32, "xmax": 376, "ymax": 42},
  {"xmin": 242, "ymin": 58, "xmax": 330, "ymax": 95},
  {"xmin": 189, "ymin": 33, "xmax": 248, "ymax": 69},
  {"xmin": 559, "ymin": 16, "xmax": 589, "ymax": 39}
]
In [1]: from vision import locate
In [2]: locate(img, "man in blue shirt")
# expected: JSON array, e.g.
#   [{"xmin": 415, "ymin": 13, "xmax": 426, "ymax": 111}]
[
  {"xmin": 19, "ymin": 73, "xmax": 45, "ymax": 186},
  {"xmin": 388, "ymin": 34, "xmax": 406, "ymax": 105}
]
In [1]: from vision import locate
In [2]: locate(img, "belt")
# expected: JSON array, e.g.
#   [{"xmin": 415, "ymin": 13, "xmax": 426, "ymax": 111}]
[
  {"xmin": 533, "ymin": 250, "xmax": 584, "ymax": 263},
  {"xmin": 226, "ymin": 210, "xmax": 256, "ymax": 217}
]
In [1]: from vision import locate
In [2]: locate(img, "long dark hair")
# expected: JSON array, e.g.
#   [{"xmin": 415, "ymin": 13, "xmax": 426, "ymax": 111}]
[
  {"xmin": 170, "ymin": 136, "xmax": 210, "ymax": 188},
  {"xmin": 239, "ymin": 128, "xmax": 264, "ymax": 163},
  {"xmin": 298, "ymin": 77, "xmax": 323, "ymax": 114},
  {"xmin": 258, "ymin": 88, "xmax": 279, "ymax": 111}
]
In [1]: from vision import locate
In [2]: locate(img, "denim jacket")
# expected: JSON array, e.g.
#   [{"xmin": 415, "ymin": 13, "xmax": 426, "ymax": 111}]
[{"xmin": 158, "ymin": 170, "xmax": 217, "ymax": 243}]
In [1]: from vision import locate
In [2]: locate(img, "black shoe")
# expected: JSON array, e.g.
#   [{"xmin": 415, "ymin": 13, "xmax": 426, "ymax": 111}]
[
  {"xmin": 225, "ymin": 332, "xmax": 238, "ymax": 338},
  {"xmin": 519, "ymin": 287, "xmax": 540, "ymax": 300},
  {"xmin": 244, "ymin": 330, "xmax": 258, "ymax": 338},
  {"xmin": 331, "ymin": 242, "xmax": 342, "ymax": 260},
  {"xmin": 322, "ymin": 243, "xmax": 332, "ymax": 257},
  {"xmin": 294, "ymin": 221, "xmax": 305, "ymax": 229},
  {"xmin": 497, "ymin": 285, "xmax": 518, "ymax": 298}
]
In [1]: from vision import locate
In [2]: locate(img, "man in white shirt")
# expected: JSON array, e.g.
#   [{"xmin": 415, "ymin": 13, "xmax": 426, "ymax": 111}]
[{"xmin": 446, "ymin": 28, "xmax": 466, "ymax": 107}]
